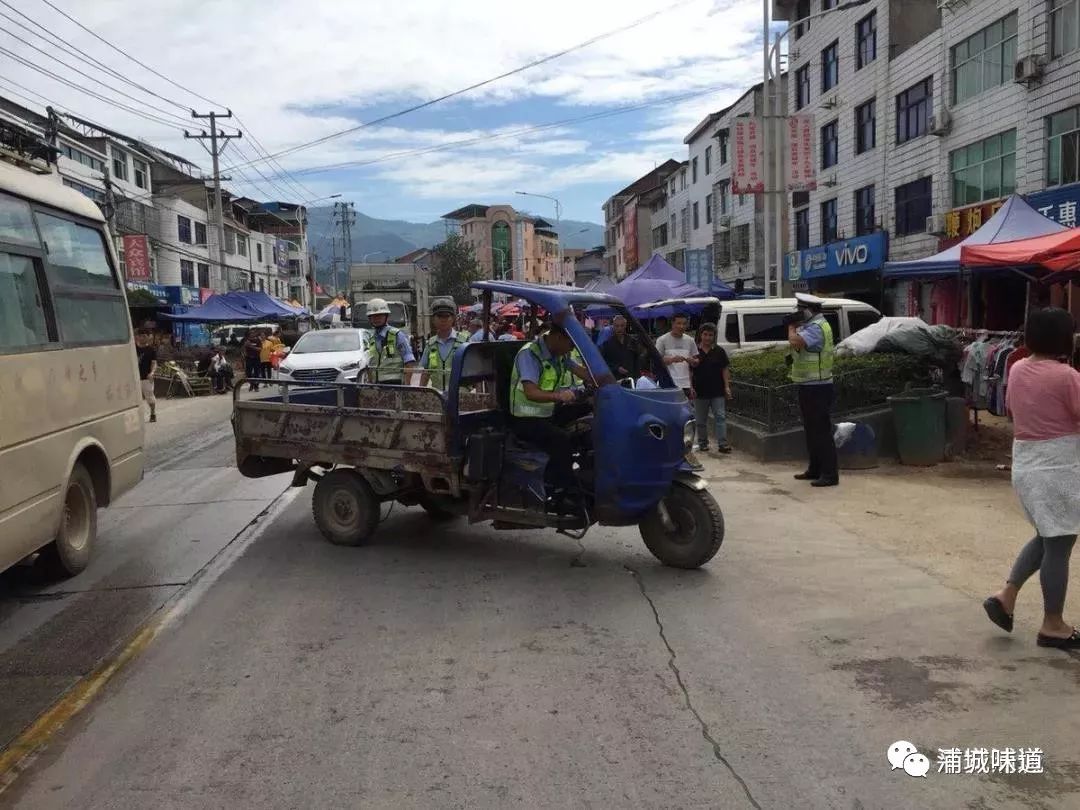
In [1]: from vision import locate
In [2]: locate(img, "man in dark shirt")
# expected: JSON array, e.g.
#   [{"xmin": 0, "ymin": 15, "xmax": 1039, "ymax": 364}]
[
  {"xmin": 600, "ymin": 315, "xmax": 640, "ymax": 381},
  {"xmin": 243, "ymin": 331, "xmax": 263, "ymax": 391},
  {"xmin": 136, "ymin": 331, "xmax": 158, "ymax": 423},
  {"xmin": 690, "ymin": 322, "xmax": 732, "ymax": 453}
]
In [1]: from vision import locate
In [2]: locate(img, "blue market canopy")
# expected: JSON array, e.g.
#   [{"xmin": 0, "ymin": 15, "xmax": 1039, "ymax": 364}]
[
  {"xmin": 164, "ymin": 290, "xmax": 309, "ymax": 322},
  {"xmin": 882, "ymin": 195, "xmax": 1067, "ymax": 280}
]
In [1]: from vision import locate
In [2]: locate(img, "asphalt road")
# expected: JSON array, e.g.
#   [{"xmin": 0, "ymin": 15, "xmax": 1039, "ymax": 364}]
[{"xmin": 2, "ymin": 419, "xmax": 1079, "ymax": 808}]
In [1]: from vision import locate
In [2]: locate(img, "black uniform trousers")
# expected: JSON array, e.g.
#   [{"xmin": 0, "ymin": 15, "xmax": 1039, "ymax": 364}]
[
  {"xmin": 797, "ymin": 383, "xmax": 838, "ymax": 482},
  {"xmin": 509, "ymin": 403, "xmax": 590, "ymax": 491}
]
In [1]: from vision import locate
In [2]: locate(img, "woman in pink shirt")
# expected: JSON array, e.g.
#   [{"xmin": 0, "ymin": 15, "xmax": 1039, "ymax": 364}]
[{"xmin": 984, "ymin": 308, "xmax": 1080, "ymax": 650}]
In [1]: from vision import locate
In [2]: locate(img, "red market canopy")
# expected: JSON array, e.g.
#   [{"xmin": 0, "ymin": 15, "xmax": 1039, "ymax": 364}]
[{"xmin": 960, "ymin": 227, "xmax": 1080, "ymax": 276}]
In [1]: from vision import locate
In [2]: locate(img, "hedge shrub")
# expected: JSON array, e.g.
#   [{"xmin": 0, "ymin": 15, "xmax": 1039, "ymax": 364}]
[{"xmin": 729, "ymin": 349, "xmax": 928, "ymax": 387}]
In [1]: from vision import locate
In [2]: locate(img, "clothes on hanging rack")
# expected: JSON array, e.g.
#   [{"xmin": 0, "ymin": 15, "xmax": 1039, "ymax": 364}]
[{"xmin": 959, "ymin": 331, "xmax": 1021, "ymax": 414}]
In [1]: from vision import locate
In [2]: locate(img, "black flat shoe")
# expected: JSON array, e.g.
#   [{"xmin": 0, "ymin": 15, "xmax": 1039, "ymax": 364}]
[
  {"xmin": 983, "ymin": 596, "xmax": 1014, "ymax": 633},
  {"xmin": 794, "ymin": 471, "xmax": 817, "ymax": 481},
  {"xmin": 810, "ymin": 478, "xmax": 838, "ymax": 487},
  {"xmin": 1036, "ymin": 629, "xmax": 1080, "ymax": 649}
]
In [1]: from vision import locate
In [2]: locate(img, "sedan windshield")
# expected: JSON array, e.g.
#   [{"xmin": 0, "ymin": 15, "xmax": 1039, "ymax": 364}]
[{"xmin": 293, "ymin": 331, "xmax": 364, "ymax": 353}]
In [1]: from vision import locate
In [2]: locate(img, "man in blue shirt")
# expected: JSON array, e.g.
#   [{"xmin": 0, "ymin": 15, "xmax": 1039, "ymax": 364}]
[
  {"xmin": 420, "ymin": 297, "xmax": 464, "ymax": 391},
  {"xmin": 467, "ymin": 318, "xmax": 496, "ymax": 343},
  {"xmin": 788, "ymin": 292, "xmax": 838, "ymax": 487},
  {"xmin": 365, "ymin": 297, "xmax": 416, "ymax": 384}
]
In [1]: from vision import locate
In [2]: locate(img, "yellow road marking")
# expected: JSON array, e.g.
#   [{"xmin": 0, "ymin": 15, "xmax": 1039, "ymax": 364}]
[{"xmin": 0, "ymin": 616, "xmax": 164, "ymax": 791}]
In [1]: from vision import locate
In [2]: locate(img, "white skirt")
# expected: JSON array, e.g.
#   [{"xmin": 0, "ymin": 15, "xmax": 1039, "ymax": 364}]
[{"xmin": 1012, "ymin": 435, "xmax": 1080, "ymax": 538}]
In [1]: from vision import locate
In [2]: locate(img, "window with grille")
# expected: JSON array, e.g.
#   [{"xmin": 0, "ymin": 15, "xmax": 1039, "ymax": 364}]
[
  {"xmin": 821, "ymin": 41, "xmax": 839, "ymax": 92},
  {"xmin": 821, "ymin": 121, "xmax": 838, "ymax": 169},
  {"xmin": 820, "ymin": 199, "xmax": 838, "ymax": 243},
  {"xmin": 693, "ymin": 202, "xmax": 700, "ymax": 230},
  {"xmin": 177, "ymin": 215, "xmax": 192, "ymax": 244},
  {"xmin": 856, "ymin": 11, "xmax": 877, "ymax": 69},
  {"xmin": 796, "ymin": 65, "xmax": 810, "ymax": 110},
  {"xmin": 951, "ymin": 14, "xmax": 1017, "ymax": 104},
  {"xmin": 951, "ymin": 130, "xmax": 1016, "ymax": 206},
  {"xmin": 180, "ymin": 259, "xmax": 195, "ymax": 286},
  {"xmin": 795, "ymin": 208, "xmax": 810, "ymax": 250},
  {"xmin": 705, "ymin": 194, "xmax": 713, "ymax": 225},
  {"xmin": 692, "ymin": 157, "xmax": 699, "ymax": 184},
  {"xmin": 133, "ymin": 159, "xmax": 149, "ymax": 190},
  {"xmin": 896, "ymin": 77, "xmax": 932, "ymax": 144},
  {"xmin": 1047, "ymin": 106, "xmax": 1080, "ymax": 186},
  {"xmin": 197, "ymin": 263, "xmax": 210, "ymax": 288},
  {"xmin": 734, "ymin": 224, "xmax": 750, "ymax": 262},
  {"xmin": 705, "ymin": 146, "xmax": 712, "ymax": 175},
  {"xmin": 794, "ymin": 0, "xmax": 810, "ymax": 39},
  {"xmin": 856, "ymin": 99, "xmax": 876, "ymax": 154},
  {"xmin": 1052, "ymin": 0, "xmax": 1080, "ymax": 57},
  {"xmin": 855, "ymin": 185, "xmax": 876, "ymax": 236},
  {"xmin": 194, "ymin": 221, "xmax": 207, "ymax": 245},
  {"xmin": 895, "ymin": 177, "xmax": 933, "ymax": 236}
]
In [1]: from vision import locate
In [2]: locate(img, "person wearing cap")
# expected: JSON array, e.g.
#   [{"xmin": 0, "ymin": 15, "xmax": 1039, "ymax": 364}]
[
  {"xmin": 364, "ymin": 297, "xmax": 416, "ymax": 384},
  {"xmin": 509, "ymin": 320, "xmax": 591, "ymax": 496},
  {"xmin": 420, "ymin": 298, "xmax": 464, "ymax": 391},
  {"xmin": 788, "ymin": 292, "xmax": 838, "ymax": 487}
]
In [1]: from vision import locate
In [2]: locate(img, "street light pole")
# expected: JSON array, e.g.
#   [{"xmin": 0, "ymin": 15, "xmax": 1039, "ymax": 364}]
[{"xmin": 515, "ymin": 190, "xmax": 562, "ymax": 285}]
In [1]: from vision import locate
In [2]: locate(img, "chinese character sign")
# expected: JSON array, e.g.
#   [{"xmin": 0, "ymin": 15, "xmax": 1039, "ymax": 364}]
[
  {"xmin": 122, "ymin": 234, "xmax": 151, "ymax": 281},
  {"xmin": 274, "ymin": 239, "xmax": 290, "ymax": 270},
  {"xmin": 732, "ymin": 118, "xmax": 765, "ymax": 194},
  {"xmin": 787, "ymin": 115, "xmax": 817, "ymax": 192}
]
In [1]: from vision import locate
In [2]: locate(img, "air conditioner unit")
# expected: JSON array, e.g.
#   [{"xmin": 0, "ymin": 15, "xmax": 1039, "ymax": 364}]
[
  {"xmin": 822, "ymin": 174, "xmax": 839, "ymax": 188},
  {"xmin": 929, "ymin": 108, "xmax": 952, "ymax": 136},
  {"xmin": 716, "ymin": 215, "xmax": 731, "ymax": 229},
  {"xmin": 926, "ymin": 214, "xmax": 945, "ymax": 235},
  {"xmin": 1014, "ymin": 55, "xmax": 1045, "ymax": 85},
  {"xmin": 822, "ymin": 95, "xmax": 840, "ymax": 110}
]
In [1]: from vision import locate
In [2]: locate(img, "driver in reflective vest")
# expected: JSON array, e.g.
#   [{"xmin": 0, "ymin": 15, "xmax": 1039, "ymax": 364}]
[
  {"xmin": 364, "ymin": 297, "xmax": 416, "ymax": 384},
  {"xmin": 509, "ymin": 322, "xmax": 591, "ymax": 493},
  {"xmin": 420, "ymin": 297, "xmax": 464, "ymax": 391}
]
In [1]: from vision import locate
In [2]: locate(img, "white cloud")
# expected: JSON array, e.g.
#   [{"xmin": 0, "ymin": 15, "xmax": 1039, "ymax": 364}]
[{"xmin": 0, "ymin": 0, "xmax": 767, "ymax": 216}]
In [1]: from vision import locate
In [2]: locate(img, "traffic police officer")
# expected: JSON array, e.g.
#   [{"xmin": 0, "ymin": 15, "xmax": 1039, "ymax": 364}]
[
  {"xmin": 508, "ymin": 321, "xmax": 590, "ymax": 493},
  {"xmin": 788, "ymin": 292, "xmax": 838, "ymax": 487},
  {"xmin": 364, "ymin": 297, "xmax": 417, "ymax": 384},
  {"xmin": 420, "ymin": 297, "xmax": 464, "ymax": 391}
]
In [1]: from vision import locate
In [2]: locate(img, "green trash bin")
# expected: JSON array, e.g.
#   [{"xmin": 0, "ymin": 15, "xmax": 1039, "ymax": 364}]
[{"xmin": 887, "ymin": 387, "xmax": 947, "ymax": 466}]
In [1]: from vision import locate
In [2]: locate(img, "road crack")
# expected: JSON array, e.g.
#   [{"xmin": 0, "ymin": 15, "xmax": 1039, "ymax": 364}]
[{"xmin": 625, "ymin": 565, "xmax": 761, "ymax": 810}]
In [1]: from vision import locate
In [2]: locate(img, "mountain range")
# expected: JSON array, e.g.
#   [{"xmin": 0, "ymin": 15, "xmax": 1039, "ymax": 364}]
[{"xmin": 305, "ymin": 206, "xmax": 604, "ymax": 274}]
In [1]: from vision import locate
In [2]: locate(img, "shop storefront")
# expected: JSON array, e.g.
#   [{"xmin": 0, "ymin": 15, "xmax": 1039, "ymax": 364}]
[
  {"xmin": 126, "ymin": 282, "xmax": 214, "ymax": 345},
  {"xmin": 783, "ymin": 232, "xmax": 888, "ymax": 306}
]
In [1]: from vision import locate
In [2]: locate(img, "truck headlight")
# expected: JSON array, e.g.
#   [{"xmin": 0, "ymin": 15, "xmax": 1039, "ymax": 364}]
[{"xmin": 683, "ymin": 419, "xmax": 696, "ymax": 452}]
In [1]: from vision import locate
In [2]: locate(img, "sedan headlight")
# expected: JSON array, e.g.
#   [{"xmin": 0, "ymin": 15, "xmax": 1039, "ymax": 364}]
[
  {"xmin": 339, "ymin": 361, "xmax": 361, "ymax": 371},
  {"xmin": 683, "ymin": 419, "xmax": 696, "ymax": 452},
  {"xmin": 278, "ymin": 364, "xmax": 292, "ymax": 374}
]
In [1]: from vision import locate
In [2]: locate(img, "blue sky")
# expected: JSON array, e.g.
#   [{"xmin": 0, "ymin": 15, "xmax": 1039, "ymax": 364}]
[{"xmin": 2, "ymin": 0, "xmax": 775, "ymax": 224}]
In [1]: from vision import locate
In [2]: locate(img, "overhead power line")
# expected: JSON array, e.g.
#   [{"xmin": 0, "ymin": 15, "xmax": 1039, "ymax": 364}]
[
  {"xmin": 263, "ymin": 82, "xmax": 731, "ymax": 180},
  {"xmin": 222, "ymin": 0, "xmax": 700, "ymax": 171},
  {"xmin": 0, "ymin": 1, "xmax": 193, "ymax": 113}
]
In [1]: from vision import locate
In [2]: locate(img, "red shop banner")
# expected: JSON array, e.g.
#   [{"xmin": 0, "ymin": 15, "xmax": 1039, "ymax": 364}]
[{"xmin": 122, "ymin": 234, "xmax": 151, "ymax": 281}]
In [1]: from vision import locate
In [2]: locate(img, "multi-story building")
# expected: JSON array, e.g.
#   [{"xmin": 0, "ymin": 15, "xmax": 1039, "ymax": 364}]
[
  {"xmin": 773, "ymin": 0, "xmax": 1080, "ymax": 323},
  {"xmin": 442, "ymin": 203, "xmax": 563, "ymax": 284},
  {"xmin": 602, "ymin": 160, "xmax": 682, "ymax": 278}
]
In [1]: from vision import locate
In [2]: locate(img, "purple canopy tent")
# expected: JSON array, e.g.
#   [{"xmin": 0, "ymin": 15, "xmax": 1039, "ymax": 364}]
[{"xmin": 587, "ymin": 254, "xmax": 727, "ymax": 318}]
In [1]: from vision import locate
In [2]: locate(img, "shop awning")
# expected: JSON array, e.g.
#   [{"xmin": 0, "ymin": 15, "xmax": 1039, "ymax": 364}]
[
  {"xmin": 163, "ymin": 294, "xmax": 262, "ymax": 322},
  {"xmin": 882, "ymin": 195, "xmax": 1067, "ymax": 280},
  {"xmin": 960, "ymin": 227, "xmax": 1080, "ymax": 276}
]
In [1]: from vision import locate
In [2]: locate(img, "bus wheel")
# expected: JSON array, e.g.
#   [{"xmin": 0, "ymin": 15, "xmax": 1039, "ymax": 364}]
[{"xmin": 39, "ymin": 464, "xmax": 96, "ymax": 578}]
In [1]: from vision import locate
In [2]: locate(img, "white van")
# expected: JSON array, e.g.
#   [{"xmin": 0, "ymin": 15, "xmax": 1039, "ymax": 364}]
[
  {"xmin": 0, "ymin": 162, "xmax": 144, "ymax": 576},
  {"xmin": 716, "ymin": 297, "xmax": 881, "ymax": 355}
]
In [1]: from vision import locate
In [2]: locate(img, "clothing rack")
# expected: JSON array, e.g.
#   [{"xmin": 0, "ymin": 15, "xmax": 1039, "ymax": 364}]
[{"xmin": 959, "ymin": 331, "xmax": 1022, "ymax": 431}]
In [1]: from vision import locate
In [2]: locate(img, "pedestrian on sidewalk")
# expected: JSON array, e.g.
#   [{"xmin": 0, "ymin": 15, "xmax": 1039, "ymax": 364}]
[
  {"xmin": 655, "ymin": 312, "xmax": 698, "ymax": 398},
  {"xmin": 788, "ymin": 293, "xmax": 838, "ymax": 487},
  {"xmin": 209, "ymin": 347, "xmax": 234, "ymax": 394},
  {"xmin": 135, "ymin": 331, "xmax": 157, "ymax": 423},
  {"xmin": 691, "ymin": 323, "xmax": 732, "ymax": 454},
  {"xmin": 243, "ymin": 330, "xmax": 262, "ymax": 391},
  {"xmin": 259, "ymin": 331, "xmax": 280, "ymax": 380},
  {"xmin": 984, "ymin": 307, "xmax": 1080, "ymax": 650}
]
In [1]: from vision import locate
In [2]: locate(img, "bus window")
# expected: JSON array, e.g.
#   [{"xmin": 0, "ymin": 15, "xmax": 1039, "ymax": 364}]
[
  {"xmin": 0, "ymin": 253, "xmax": 52, "ymax": 349},
  {"xmin": 37, "ymin": 213, "xmax": 128, "ymax": 345},
  {"xmin": 0, "ymin": 193, "xmax": 39, "ymax": 246}
]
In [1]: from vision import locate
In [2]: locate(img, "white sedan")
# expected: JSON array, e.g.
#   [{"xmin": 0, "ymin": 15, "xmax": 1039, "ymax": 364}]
[{"xmin": 276, "ymin": 328, "xmax": 371, "ymax": 385}]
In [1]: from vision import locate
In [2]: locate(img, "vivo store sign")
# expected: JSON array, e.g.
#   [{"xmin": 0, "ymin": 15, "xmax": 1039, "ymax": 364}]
[{"xmin": 785, "ymin": 232, "xmax": 888, "ymax": 281}]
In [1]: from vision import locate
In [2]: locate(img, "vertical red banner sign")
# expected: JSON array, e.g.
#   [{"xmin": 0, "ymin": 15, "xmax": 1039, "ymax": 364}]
[
  {"xmin": 732, "ymin": 118, "xmax": 765, "ymax": 194},
  {"xmin": 122, "ymin": 234, "xmax": 151, "ymax": 280},
  {"xmin": 787, "ymin": 115, "xmax": 818, "ymax": 192}
]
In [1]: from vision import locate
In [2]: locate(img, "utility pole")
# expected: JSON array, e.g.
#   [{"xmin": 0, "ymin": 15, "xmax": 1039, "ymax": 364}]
[
  {"xmin": 333, "ymin": 201, "xmax": 356, "ymax": 296},
  {"xmin": 185, "ymin": 110, "xmax": 241, "ymax": 292}
]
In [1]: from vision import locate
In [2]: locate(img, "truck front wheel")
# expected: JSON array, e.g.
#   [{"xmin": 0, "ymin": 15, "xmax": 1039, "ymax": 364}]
[
  {"xmin": 312, "ymin": 470, "xmax": 380, "ymax": 546},
  {"xmin": 638, "ymin": 486, "xmax": 724, "ymax": 569}
]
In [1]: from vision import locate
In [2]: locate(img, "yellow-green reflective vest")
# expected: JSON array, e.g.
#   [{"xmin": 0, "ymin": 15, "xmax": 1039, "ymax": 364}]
[
  {"xmin": 424, "ymin": 335, "xmax": 462, "ymax": 391},
  {"xmin": 557, "ymin": 346, "xmax": 583, "ymax": 389},
  {"xmin": 789, "ymin": 316, "xmax": 835, "ymax": 383},
  {"xmin": 510, "ymin": 341, "xmax": 565, "ymax": 418},
  {"xmin": 365, "ymin": 326, "xmax": 404, "ymax": 382}
]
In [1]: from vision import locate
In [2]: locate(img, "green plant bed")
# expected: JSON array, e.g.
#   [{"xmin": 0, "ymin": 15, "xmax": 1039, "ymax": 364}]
[{"xmin": 729, "ymin": 349, "xmax": 928, "ymax": 387}]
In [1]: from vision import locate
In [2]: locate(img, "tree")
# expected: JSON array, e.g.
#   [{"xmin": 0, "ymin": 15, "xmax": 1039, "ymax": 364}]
[{"xmin": 431, "ymin": 233, "xmax": 484, "ymax": 304}]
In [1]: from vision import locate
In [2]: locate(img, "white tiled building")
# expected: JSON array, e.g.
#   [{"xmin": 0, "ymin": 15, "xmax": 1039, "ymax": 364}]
[{"xmin": 773, "ymin": 0, "xmax": 1080, "ymax": 324}]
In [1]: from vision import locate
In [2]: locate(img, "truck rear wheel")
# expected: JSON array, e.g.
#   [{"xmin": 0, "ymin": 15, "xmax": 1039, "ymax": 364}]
[
  {"xmin": 638, "ymin": 486, "xmax": 724, "ymax": 569},
  {"xmin": 312, "ymin": 470, "xmax": 380, "ymax": 546}
]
